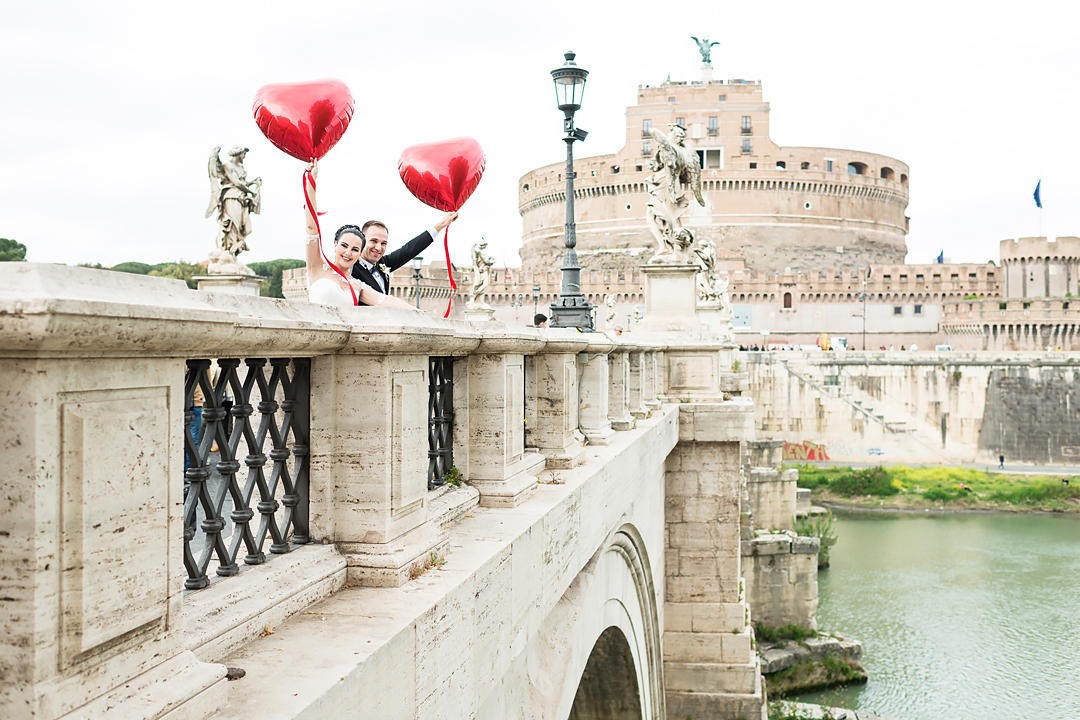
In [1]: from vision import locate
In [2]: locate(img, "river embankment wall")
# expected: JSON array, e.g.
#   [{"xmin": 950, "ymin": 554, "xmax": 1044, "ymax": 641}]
[{"xmin": 744, "ymin": 351, "xmax": 1080, "ymax": 465}]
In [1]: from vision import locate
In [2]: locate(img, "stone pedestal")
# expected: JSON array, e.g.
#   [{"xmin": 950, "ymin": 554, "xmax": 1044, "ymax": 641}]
[
  {"xmin": 526, "ymin": 331, "xmax": 587, "ymax": 469},
  {"xmin": 463, "ymin": 305, "xmax": 496, "ymax": 323},
  {"xmin": 577, "ymin": 335, "xmax": 614, "ymax": 445},
  {"xmin": 194, "ymin": 273, "xmax": 263, "ymax": 295},
  {"xmin": 638, "ymin": 263, "xmax": 700, "ymax": 335},
  {"xmin": 607, "ymin": 348, "xmax": 634, "ymax": 431}
]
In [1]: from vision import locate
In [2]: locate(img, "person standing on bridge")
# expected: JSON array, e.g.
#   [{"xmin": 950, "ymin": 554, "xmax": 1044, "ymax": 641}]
[{"xmin": 998, "ymin": 453, "xmax": 1005, "ymax": 470}]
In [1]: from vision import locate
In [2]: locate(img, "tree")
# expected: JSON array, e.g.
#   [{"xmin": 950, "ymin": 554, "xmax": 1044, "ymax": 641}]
[
  {"xmin": 148, "ymin": 261, "xmax": 203, "ymax": 289},
  {"xmin": 0, "ymin": 238, "xmax": 27, "ymax": 261},
  {"xmin": 111, "ymin": 261, "xmax": 153, "ymax": 275},
  {"xmin": 248, "ymin": 258, "xmax": 305, "ymax": 298}
]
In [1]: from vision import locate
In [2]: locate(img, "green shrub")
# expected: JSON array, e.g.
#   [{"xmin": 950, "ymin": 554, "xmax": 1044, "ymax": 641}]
[
  {"xmin": 829, "ymin": 466, "xmax": 898, "ymax": 496},
  {"xmin": 111, "ymin": 261, "xmax": 153, "ymax": 274},
  {"xmin": 753, "ymin": 622, "xmax": 818, "ymax": 644},
  {"xmin": 796, "ymin": 510, "xmax": 837, "ymax": 568},
  {"xmin": 790, "ymin": 464, "xmax": 842, "ymax": 490},
  {"xmin": 923, "ymin": 487, "xmax": 960, "ymax": 501}
]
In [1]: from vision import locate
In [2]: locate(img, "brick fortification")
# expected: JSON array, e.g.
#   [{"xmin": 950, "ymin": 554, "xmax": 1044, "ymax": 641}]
[{"xmin": 518, "ymin": 75, "xmax": 910, "ymax": 274}]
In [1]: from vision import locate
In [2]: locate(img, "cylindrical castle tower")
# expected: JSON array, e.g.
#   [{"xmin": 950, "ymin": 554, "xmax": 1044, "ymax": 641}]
[
  {"xmin": 519, "ymin": 77, "xmax": 910, "ymax": 274},
  {"xmin": 1000, "ymin": 236, "xmax": 1080, "ymax": 297}
]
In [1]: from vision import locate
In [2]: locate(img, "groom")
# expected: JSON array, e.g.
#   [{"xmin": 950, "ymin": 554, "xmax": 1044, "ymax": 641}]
[{"xmin": 350, "ymin": 213, "xmax": 457, "ymax": 303}]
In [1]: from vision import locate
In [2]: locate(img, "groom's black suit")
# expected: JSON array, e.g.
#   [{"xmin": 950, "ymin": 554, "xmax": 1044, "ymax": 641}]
[{"xmin": 350, "ymin": 230, "xmax": 435, "ymax": 305}]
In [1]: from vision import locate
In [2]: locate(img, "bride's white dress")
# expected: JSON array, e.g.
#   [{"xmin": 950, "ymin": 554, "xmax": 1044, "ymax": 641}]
[{"xmin": 308, "ymin": 277, "xmax": 354, "ymax": 307}]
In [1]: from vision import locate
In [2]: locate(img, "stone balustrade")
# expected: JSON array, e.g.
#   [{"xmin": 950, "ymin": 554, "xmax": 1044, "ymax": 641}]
[{"xmin": 0, "ymin": 263, "xmax": 686, "ymax": 720}]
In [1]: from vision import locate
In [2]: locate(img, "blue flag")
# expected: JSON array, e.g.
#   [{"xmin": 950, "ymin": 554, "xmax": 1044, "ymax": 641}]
[
  {"xmin": 1034, "ymin": 180, "xmax": 1042, "ymax": 209},
  {"xmin": 936, "ymin": 251, "xmax": 944, "ymax": 264}
]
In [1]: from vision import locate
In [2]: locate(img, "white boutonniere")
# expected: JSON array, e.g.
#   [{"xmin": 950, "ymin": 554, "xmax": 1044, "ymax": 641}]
[{"xmin": 376, "ymin": 263, "xmax": 390, "ymax": 275}]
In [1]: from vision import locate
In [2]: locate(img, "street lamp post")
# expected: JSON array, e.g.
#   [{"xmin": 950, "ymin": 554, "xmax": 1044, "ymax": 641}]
[
  {"xmin": 861, "ymin": 276, "xmax": 868, "ymax": 351},
  {"xmin": 548, "ymin": 51, "xmax": 593, "ymax": 330},
  {"xmin": 411, "ymin": 256, "xmax": 424, "ymax": 309}
]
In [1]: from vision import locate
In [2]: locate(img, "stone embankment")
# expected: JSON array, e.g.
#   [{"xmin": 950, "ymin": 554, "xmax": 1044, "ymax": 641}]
[
  {"xmin": 759, "ymin": 631, "xmax": 867, "ymax": 697},
  {"xmin": 772, "ymin": 700, "xmax": 899, "ymax": 720}
]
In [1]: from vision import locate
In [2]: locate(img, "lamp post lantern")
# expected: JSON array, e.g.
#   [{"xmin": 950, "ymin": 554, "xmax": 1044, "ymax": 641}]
[
  {"xmin": 548, "ymin": 51, "xmax": 593, "ymax": 330},
  {"xmin": 532, "ymin": 284, "xmax": 541, "ymax": 318},
  {"xmin": 411, "ymin": 256, "xmax": 424, "ymax": 309}
]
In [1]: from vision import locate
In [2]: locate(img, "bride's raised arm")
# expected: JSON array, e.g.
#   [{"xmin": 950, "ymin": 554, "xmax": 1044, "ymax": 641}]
[{"xmin": 303, "ymin": 162, "xmax": 327, "ymax": 282}]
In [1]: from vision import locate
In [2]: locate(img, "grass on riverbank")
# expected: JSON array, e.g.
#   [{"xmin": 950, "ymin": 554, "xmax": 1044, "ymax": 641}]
[{"xmin": 790, "ymin": 464, "xmax": 1080, "ymax": 512}]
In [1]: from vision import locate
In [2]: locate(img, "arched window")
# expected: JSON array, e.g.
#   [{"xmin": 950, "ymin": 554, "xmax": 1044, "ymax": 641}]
[
  {"xmin": 800, "ymin": 161, "xmax": 810, "ymax": 170},
  {"xmin": 847, "ymin": 162, "xmax": 868, "ymax": 175},
  {"xmin": 880, "ymin": 167, "xmax": 895, "ymax": 180},
  {"xmin": 783, "ymin": 292, "xmax": 793, "ymax": 309}
]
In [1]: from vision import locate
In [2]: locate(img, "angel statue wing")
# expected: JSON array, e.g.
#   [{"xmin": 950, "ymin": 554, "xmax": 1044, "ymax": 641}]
[
  {"xmin": 205, "ymin": 146, "xmax": 224, "ymax": 219},
  {"xmin": 685, "ymin": 153, "xmax": 705, "ymax": 207}
]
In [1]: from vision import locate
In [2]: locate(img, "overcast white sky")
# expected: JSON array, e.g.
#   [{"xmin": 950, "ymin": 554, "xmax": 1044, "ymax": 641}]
[{"xmin": 2, "ymin": 0, "xmax": 1077, "ymax": 269}]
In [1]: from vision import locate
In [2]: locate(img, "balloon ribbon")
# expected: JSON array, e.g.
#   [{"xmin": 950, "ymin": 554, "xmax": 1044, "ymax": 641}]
[
  {"xmin": 442, "ymin": 225, "xmax": 455, "ymax": 318},
  {"xmin": 303, "ymin": 168, "xmax": 357, "ymax": 306}
]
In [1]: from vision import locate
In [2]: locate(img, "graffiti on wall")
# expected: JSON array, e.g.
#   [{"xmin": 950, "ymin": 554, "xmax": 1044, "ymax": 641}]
[{"xmin": 783, "ymin": 440, "xmax": 830, "ymax": 461}]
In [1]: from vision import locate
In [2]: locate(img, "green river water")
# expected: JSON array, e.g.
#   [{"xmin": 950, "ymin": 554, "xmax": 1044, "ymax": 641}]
[{"xmin": 793, "ymin": 510, "xmax": 1080, "ymax": 720}]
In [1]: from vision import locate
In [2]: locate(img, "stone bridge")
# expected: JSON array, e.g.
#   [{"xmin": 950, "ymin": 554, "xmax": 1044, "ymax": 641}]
[{"xmin": 1, "ymin": 263, "xmax": 805, "ymax": 720}]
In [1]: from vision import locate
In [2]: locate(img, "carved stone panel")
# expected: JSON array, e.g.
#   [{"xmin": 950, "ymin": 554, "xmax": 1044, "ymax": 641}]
[
  {"xmin": 59, "ymin": 387, "xmax": 170, "ymax": 668},
  {"xmin": 391, "ymin": 370, "xmax": 426, "ymax": 518}
]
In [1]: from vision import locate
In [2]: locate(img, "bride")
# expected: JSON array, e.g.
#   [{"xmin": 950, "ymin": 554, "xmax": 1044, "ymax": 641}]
[{"xmin": 303, "ymin": 161, "xmax": 417, "ymax": 309}]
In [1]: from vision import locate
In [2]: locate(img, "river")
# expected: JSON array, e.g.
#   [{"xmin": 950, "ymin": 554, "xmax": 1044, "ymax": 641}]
[{"xmin": 793, "ymin": 510, "xmax": 1080, "ymax": 719}]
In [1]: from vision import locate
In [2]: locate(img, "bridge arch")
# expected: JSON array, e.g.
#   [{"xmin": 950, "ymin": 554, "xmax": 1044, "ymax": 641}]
[{"xmin": 532, "ymin": 523, "xmax": 664, "ymax": 720}]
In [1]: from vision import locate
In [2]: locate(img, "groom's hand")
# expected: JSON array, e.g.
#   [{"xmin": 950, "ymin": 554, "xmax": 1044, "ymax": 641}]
[{"xmin": 434, "ymin": 212, "xmax": 458, "ymax": 233}]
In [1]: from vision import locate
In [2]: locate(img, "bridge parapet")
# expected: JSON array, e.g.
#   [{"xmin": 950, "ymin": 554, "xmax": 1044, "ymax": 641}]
[{"xmin": 0, "ymin": 263, "xmax": 690, "ymax": 719}]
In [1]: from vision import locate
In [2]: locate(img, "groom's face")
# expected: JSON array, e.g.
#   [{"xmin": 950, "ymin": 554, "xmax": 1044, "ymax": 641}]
[{"xmin": 361, "ymin": 226, "xmax": 389, "ymax": 264}]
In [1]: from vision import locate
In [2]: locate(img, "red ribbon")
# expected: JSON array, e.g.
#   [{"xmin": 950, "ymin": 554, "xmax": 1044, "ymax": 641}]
[
  {"xmin": 303, "ymin": 169, "xmax": 358, "ymax": 306},
  {"xmin": 442, "ymin": 225, "xmax": 455, "ymax": 318}
]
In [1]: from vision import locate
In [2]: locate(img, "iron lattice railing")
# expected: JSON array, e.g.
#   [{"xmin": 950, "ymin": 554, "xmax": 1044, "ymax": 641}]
[
  {"xmin": 183, "ymin": 358, "xmax": 310, "ymax": 590},
  {"xmin": 428, "ymin": 357, "xmax": 454, "ymax": 489}
]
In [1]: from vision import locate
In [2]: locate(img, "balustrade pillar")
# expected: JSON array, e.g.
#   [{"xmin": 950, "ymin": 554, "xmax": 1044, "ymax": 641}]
[
  {"xmin": 456, "ymin": 333, "xmax": 545, "ymax": 507},
  {"xmin": 607, "ymin": 348, "xmax": 634, "ymax": 431},
  {"xmin": 526, "ymin": 331, "xmax": 588, "ymax": 468},
  {"xmin": 628, "ymin": 351, "xmax": 649, "ymax": 418},
  {"xmin": 308, "ymin": 323, "xmax": 479, "ymax": 587},
  {"xmin": 578, "ymin": 335, "xmax": 614, "ymax": 445},
  {"xmin": 0, "ymin": 265, "xmax": 229, "ymax": 719}
]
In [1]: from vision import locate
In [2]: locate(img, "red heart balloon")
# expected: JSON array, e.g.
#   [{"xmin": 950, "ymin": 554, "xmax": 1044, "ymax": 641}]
[
  {"xmin": 398, "ymin": 137, "xmax": 485, "ymax": 211},
  {"xmin": 253, "ymin": 80, "xmax": 354, "ymax": 161}
]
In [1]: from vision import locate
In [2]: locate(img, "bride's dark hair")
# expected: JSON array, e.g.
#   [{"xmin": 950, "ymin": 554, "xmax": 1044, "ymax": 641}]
[{"xmin": 334, "ymin": 224, "xmax": 366, "ymax": 248}]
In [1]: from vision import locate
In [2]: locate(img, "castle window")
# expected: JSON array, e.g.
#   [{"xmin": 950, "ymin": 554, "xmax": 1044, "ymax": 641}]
[
  {"xmin": 969, "ymin": 273, "xmax": 977, "ymax": 281},
  {"xmin": 880, "ymin": 167, "xmax": 895, "ymax": 180},
  {"xmin": 742, "ymin": 139, "xmax": 752, "ymax": 153},
  {"xmin": 951, "ymin": 273, "xmax": 959, "ymax": 280},
  {"xmin": 783, "ymin": 292, "xmax": 792, "ymax": 309},
  {"xmin": 741, "ymin": 115, "xmax": 752, "ymax": 134},
  {"xmin": 893, "ymin": 306, "xmax": 902, "ymax": 315},
  {"xmin": 847, "ymin": 162, "xmax": 868, "ymax": 175},
  {"xmin": 642, "ymin": 119, "xmax": 652, "ymax": 137},
  {"xmin": 804, "ymin": 201, "xmax": 812, "ymax": 210},
  {"xmin": 708, "ymin": 116, "xmax": 718, "ymax": 134},
  {"xmin": 523, "ymin": 183, "xmax": 529, "ymax": 192},
  {"xmin": 776, "ymin": 161, "xmax": 786, "ymax": 169},
  {"xmin": 718, "ymin": 94, "xmax": 726, "ymax": 102},
  {"xmin": 749, "ymin": 162, "xmax": 757, "ymax": 169},
  {"xmin": 826, "ymin": 159, "xmax": 834, "ymax": 172},
  {"xmin": 641, "ymin": 141, "xmax": 652, "ymax": 156},
  {"xmin": 900, "ymin": 173, "xmax": 909, "ymax": 185},
  {"xmin": 914, "ymin": 304, "xmax": 923, "ymax": 315},
  {"xmin": 916, "ymin": 274, "xmax": 924, "ymax": 281},
  {"xmin": 668, "ymin": 96, "xmax": 676, "ymax": 103},
  {"xmin": 801, "ymin": 161, "xmax": 810, "ymax": 170},
  {"xmin": 987, "ymin": 272, "xmax": 995, "ymax": 281},
  {"xmin": 675, "ymin": 116, "xmax": 685, "ymax": 127},
  {"xmin": 900, "ymin": 274, "xmax": 907, "ymax": 281},
  {"xmin": 635, "ymin": 165, "xmax": 643, "ymax": 172}
]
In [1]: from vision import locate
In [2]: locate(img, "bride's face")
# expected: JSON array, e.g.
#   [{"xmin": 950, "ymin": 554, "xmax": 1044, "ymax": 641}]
[{"xmin": 334, "ymin": 232, "xmax": 364, "ymax": 269}]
